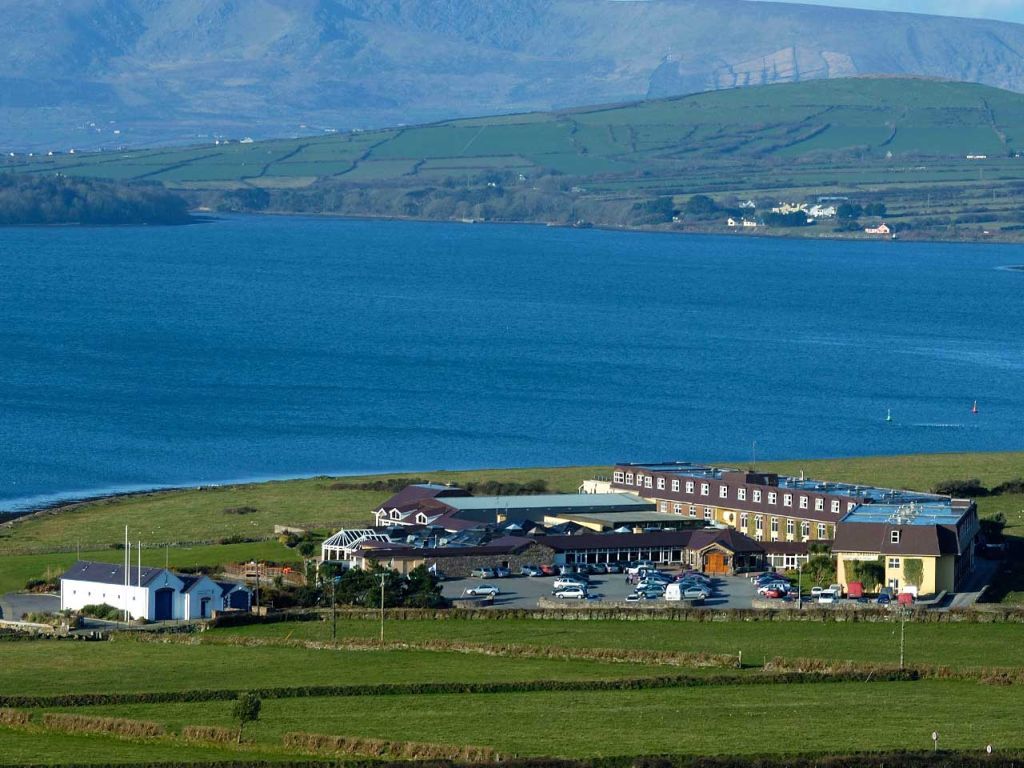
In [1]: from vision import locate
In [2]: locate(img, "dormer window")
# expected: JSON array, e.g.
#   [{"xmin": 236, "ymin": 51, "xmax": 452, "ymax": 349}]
[
  {"xmin": 390, "ymin": 510, "xmax": 400, "ymax": 520},
  {"xmin": 890, "ymin": 530, "xmax": 901, "ymax": 544},
  {"xmin": 416, "ymin": 513, "xmax": 428, "ymax": 524}
]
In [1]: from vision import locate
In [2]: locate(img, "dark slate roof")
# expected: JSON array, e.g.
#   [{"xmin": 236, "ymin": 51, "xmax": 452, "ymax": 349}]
[
  {"xmin": 761, "ymin": 541, "xmax": 818, "ymax": 555},
  {"xmin": 832, "ymin": 522, "xmax": 960, "ymax": 557},
  {"xmin": 215, "ymin": 580, "xmax": 250, "ymax": 596},
  {"xmin": 61, "ymin": 560, "xmax": 168, "ymax": 587},
  {"xmin": 378, "ymin": 484, "xmax": 471, "ymax": 513},
  {"xmin": 358, "ymin": 536, "xmax": 544, "ymax": 560},
  {"xmin": 536, "ymin": 528, "xmax": 764, "ymax": 554}
]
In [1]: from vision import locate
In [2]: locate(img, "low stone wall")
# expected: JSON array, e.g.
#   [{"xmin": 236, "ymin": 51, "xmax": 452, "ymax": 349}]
[{"xmin": 537, "ymin": 596, "xmax": 703, "ymax": 610}]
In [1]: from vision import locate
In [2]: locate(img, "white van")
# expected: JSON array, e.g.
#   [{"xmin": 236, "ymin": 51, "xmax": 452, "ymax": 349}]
[{"xmin": 817, "ymin": 589, "xmax": 838, "ymax": 604}]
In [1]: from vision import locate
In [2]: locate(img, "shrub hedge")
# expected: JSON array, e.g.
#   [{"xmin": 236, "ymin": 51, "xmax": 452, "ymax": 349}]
[
  {"xmin": 40, "ymin": 713, "xmax": 165, "ymax": 738},
  {"xmin": 283, "ymin": 732, "xmax": 502, "ymax": 762},
  {"xmin": 181, "ymin": 725, "xmax": 236, "ymax": 743},
  {"xmin": 0, "ymin": 707, "xmax": 31, "ymax": 726}
]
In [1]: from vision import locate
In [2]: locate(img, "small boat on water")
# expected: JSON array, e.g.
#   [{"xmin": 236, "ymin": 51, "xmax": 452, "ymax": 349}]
[
  {"xmin": 972, "ymin": 400, "xmax": 979, "ymax": 415},
  {"xmin": 885, "ymin": 408, "xmax": 892, "ymax": 423}
]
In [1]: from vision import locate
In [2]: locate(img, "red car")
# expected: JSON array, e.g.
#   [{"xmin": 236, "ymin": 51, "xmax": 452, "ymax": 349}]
[
  {"xmin": 540, "ymin": 564, "xmax": 558, "ymax": 576},
  {"xmin": 765, "ymin": 588, "xmax": 787, "ymax": 599}
]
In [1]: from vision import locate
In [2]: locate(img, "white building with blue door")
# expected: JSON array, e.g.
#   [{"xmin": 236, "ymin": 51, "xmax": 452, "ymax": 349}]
[{"xmin": 60, "ymin": 561, "xmax": 250, "ymax": 621}]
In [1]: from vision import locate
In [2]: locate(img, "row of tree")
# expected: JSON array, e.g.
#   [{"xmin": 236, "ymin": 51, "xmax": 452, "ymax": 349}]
[{"xmin": 0, "ymin": 173, "xmax": 192, "ymax": 226}]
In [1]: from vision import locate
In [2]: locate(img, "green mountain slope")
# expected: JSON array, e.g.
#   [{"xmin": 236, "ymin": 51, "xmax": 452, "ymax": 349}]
[{"xmin": 8, "ymin": 77, "xmax": 1024, "ymax": 239}]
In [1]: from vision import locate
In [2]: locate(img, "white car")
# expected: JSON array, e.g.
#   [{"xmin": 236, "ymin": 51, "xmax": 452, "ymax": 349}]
[
  {"xmin": 464, "ymin": 584, "xmax": 500, "ymax": 597},
  {"xmin": 810, "ymin": 586, "xmax": 826, "ymax": 598},
  {"xmin": 553, "ymin": 576, "xmax": 587, "ymax": 591},
  {"xmin": 817, "ymin": 589, "xmax": 838, "ymax": 604},
  {"xmin": 757, "ymin": 582, "xmax": 790, "ymax": 595},
  {"xmin": 554, "ymin": 586, "xmax": 588, "ymax": 599}
]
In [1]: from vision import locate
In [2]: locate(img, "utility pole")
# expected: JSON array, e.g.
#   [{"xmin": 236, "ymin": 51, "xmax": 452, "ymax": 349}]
[
  {"xmin": 331, "ymin": 572, "xmax": 337, "ymax": 641},
  {"xmin": 899, "ymin": 607, "xmax": 906, "ymax": 670},
  {"xmin": 378, "ymin": 573, "xmax": 387, "ymax": 644},
  {"xmin": 797, "ymin": 563, "xmax": 802, "ymax": 610}
]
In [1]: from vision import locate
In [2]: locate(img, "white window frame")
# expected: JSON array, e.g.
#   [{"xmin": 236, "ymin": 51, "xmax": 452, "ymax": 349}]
[
  {"xmin": 770, "ymin": 517, "xmax": 779, "ymax": 533},
  {"xmin": 831, "ymin": 499, "xmax": 840, "ymax": 514},
  {"xmin": 659, "ymin": 501, "xmax": 668, "ymax": 513},
  {"xmin": 755, "ymin": 515, "xmax": 764, "ymax": 531},
  {"xmin": 673, "ymin": 503, "xmax": 682, "ymax": 515},
  {"xmin": 613, "ymin": 471, "xmax": 625, "ymax": 483},
  {"xmin": 704, "ymin": 506, "xmax": 714, "ymax": 521},
  {"xmin": 786, "ymin": 519, "xmax": 795, "ymax": 536},
  {"xmin": 719, "ymin": 485, "xmax": 728, "ymax": 499},
  {"xmin": 685, "ymin": 481, "xmax": 695, "ymax": 494},
  {"xmin": 740, "ymin": 512, "xmax": 748, "ymax": 528},
  {"xmin": 799, "ymin": 496, "xmax": 808, "ymax": 509},
  {"xmin": 817, "ymin": 523, "xmax": 826, "ymax": 539},
  {"xmin": 625, "ymin": 473, "xmax": 634, "ymax": 485},
  {"xmin": 888, "ymin": 557, "xmax": 901, "ymax": 569},
  {"xmin": 657, "ymin": 477, "xmax": 665, "ymax": 490},
  {"xmin": 753, "ymin": 490, "xmax": 762, "ymax": 503},
  {"xmin": 783, "ymin": 493, "xmax": 792, "ymax": 507},
  {"xmin": 671, "ymin": 479, "xmax": 680, "ymax": 492},
  {"xmin": 801, "ymin": 522, "xmax": 810, "ymax": 539},
  {"xmin": 738, "ymin": 488, "xmax": 747, "ymax": 501},
  {"xmin": 815, "ymin": 498, "xmax": 824, "ymax": 511},
  {"xmin": 767, "ymin": 492, "xmax": 777, "ymax": 505},
  {"xmin": 689, "ymin": 504, "xmax": 697, "ymax": 517},
  {"xmin": 645, "ymin": 476, "xmax": 653, "ymax": 489},
  {"xmin": 700, "ymin": 482, "xmax": 710, "ymax": 496},
  {"xmin": 890, "ymin": 530, "xmax": 901, "ymax": 544}
]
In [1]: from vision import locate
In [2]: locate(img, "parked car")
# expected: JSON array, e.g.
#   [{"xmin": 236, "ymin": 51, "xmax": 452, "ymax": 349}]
[
  {"xmin": 604, "ymin": 563, "xmax": 623, "ymax": 574},
  {"xmin": 553, "ymin": 576, "xmax": 587, "ymax": 591},
  {"xmin": 810, "ymin": 586, "xmax": 826, "ymax": 598},
  {"xmin": 494, "ymin": 566, "xmax": 511, "ymax": 578},
  {"xmin": 625, "ymin": 590, "xmax": 660, "ymax": 602},
  {"xmin": 540, "ymin": 564, "xmax": 558, "ymax": 576},
  {"xmin": 589, "ymin": 563, "xmax": 608, "ymax": 574},
  {"xmin": 464, "ymin": 584, "xmax": 500, "ymax": 597},
  {"xmin": 817, "ymin": 589, "xmax": 838, "ymax": 604},
  {"xmin": 626, "ymin": 560, "xmax": 657, "ymax": 575},
  {"xmin": 876, "ymin": 593, "xmax": 892, "ymax": 606},
  {"xmin": 757, "ymin": 582, "xmax": 790, "ymax": 596},
  {"xmin": 682, "ymin": 585, "xmax": 712, "ymax": 600},
  {"xmin": 764, "ymin": 588, "xmax": 787, "ymax": 599},
  {"xmin": 520, "ymin": 565, "xmax": 542, "ymax": 577},
  {"xmin": 470, "ymin": 567, "xmax": 496, "ymax": 579},
  {"xmin": 636, "ymin": 579, "xmax": 668, "ymax": 593},
  {"xmin": 753, "ymin": 571, "xmax": 783, "ymax": 584},
  {"xmin": 554, "ymin": 586, "xmax": 588, "ymax": 600}
]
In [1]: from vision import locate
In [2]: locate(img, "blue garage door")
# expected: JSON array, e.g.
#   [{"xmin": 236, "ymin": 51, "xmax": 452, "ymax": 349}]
[{"xmin": 154, "ymin": 588, "xmax": 174, "ymax": 621}]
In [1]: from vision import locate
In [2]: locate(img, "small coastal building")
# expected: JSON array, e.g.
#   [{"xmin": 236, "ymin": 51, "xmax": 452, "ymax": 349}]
[
  {"xmin": 60, "ymin": 561, "xmax": 250, "ymax": 621},
  {"xmin": 864, "ymin": 222, "xmax": 891, "ymax": 235}
]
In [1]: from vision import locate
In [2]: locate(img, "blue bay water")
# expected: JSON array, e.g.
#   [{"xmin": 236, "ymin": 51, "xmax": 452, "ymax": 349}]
[{"xmin": 1, "ymin": 215, "xmax": 1023, "ymax": 511}]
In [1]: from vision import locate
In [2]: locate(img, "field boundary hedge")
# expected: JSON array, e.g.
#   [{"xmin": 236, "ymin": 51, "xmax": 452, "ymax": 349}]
[
  {"xmin": 209, "ymin": 604, "xmax": 1024, "ymax": 626},
  {"xmin": 282, "ymin": 731, "xmax": 502, "ymax": 762},
  {"xmin": 0, "ymin": 669, "xmax": 922, "ymax": 709},
  {"xmin": 40, "ymin": 712, "xmax": 165, "ymax": 738}
]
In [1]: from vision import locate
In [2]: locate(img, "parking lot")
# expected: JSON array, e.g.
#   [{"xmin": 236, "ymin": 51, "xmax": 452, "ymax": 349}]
[{"xmin": 442, "ymin": 571, "xmax": 758, "ymax": 609}]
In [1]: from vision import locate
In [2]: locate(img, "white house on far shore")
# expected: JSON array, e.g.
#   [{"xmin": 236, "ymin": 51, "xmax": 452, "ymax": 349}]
[{"xmin": 60, "ymin": 561, "xmax": 250, "ymax": 621}]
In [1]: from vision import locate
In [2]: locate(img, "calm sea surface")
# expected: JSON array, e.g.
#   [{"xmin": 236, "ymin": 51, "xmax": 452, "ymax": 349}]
[{"xmin": 1, "ymin": 215, "xmax": 1023, "ymax": 511}]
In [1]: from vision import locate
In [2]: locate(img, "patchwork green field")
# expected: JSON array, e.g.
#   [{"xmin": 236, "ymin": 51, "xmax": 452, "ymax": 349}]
[{"xmin": 8, "ymin": 77, "xmax": 1024, "ymax": 239}]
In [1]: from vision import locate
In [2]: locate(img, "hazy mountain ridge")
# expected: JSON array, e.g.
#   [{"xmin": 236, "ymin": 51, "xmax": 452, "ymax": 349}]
[{"xmin": 5, "ymin": 0, "xmax": 1024, "ymax": 150}]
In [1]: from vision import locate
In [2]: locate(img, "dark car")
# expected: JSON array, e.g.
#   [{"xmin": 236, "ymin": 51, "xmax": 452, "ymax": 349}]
[
  {"xmin": 876, "ymin": 593, "xmax": 892, "ymax": 606},
  {"xmin": 604, "ymin": 562, "xmax": 623, "ymax": 574}
]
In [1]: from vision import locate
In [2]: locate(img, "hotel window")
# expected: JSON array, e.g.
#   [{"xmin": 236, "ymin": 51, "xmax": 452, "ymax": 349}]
[
  {"xmin": 783, "ymin": 493, "xmax": 792, "ymax": 507},
  {"xmin": 685, "ymin": 481, "xmax": 694, "ymax": 494},
  {"xmin": 888, "ymin": 557, "xmax": 901, "ymax": 569},
  {"xmin": 767, "ymin": 492, "xmax": 777, "ymax": 505},
  {"xmin": 830, "ymin": 500, "xmax": 840, "ymax": 514},
  {"xmin": 689, "ymin": 505, "xmax": 697, "ymax": 517},
  {"xmin": 719, "ymin": 485, "xmax": 728, "ymax": 499},
  {"xmin": 740, "ymin": 512, "xmax": 749, "ymax": 528},
  {"xmin": 770, "ymin": 517, "xmax": 779, "ymax": 533},
  {"xmin": 815, "ymin": 498, "xmax": 824, "ymax": 511},
  {"xmin": 786, "ymin": 519, "xmax": 795, "ymax": 536},
  {"xmin": 755, "ymin": 515, "xmax": 763, "ymax": 531},
  {"xmin": 657, "ymin": 477, "xmax": 665, "ymax": 490},
  {"xmin": 704, "ymin": 506, "xmax": 714, "ymax": 521},
  {"xmin": 799, "ymin": 496, "xmax": 808, "ymax": 509},
  {"xmin": 890, "ymin": 530, "xmax": 901, "ymax": 544},
  {"xmin": 738, "ymin": 488, "xmax": 747, "ymax": 501},
  {"xmin": 659, "ymin": 501, "xmax": 668, "ymax": 513},
  {"xmin": 613, "ymin": 471, "xmax": 624, "ymax": 483},
  {"xmin": 700, "ymin": 482, "xmax": 710, "ymax": 496},
  {"xmin": 645, "ymin": 476, "xmax": 653, "ymax": 489},
  {"xmin": 801, "ymin": 521, "xmax": 810, "ymax": 538},
  {"xmin": 848, "ymin": 502, "xmax": 857, "ymax": 512},
  {"xmin": 753, "ymin": 490, "xmax": 762, "ymax": 503},
  {"xmin": 817, "ymin": 523, "xmax": 826, "ymax": 539},
  {"xmin": 673, "ymin": 503, "xmax": 682, "ymax": 515},
  {"xmin": 671, "ymin": 479, "xmax": 680, "ymax": 492},
  {"xmin": 625, "ymin": 473, "xmax": 634, "ymax": 485}
]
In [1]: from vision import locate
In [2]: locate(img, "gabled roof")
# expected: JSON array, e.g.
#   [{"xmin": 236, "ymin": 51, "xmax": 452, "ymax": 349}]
[
  {"xmin": 377, "ymin": 483, "xmax": 471, "ymax": 513},
  {"xmin": 832, "ymin": 522, "xmax": 959, "ymax": 557},
  {"xmin": 537, "ymin": 528, "xmax": 764, "ymax": 554},
  {"xmin": 62, "ymin": 560, "xmax": 169, "ymax": 587}
]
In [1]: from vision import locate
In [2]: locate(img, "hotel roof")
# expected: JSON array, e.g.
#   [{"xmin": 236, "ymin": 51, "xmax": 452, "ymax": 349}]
[
  {"xmin": 440, "ymin": 493, "xmax": 653, "ymax": 511},
  {"xmin": 840, "ymin": 501, "xmax": 968, "ymax": 527}
]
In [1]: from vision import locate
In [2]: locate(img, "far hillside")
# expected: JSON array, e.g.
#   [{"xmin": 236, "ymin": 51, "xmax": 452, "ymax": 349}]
[{"xmin": 8, "ymin": 77, "xmax": 1024, "ymax": 239}]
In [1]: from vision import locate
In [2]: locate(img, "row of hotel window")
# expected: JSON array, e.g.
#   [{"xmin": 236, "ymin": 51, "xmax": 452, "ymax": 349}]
[
  {"xmin": 616, "ymin": 471, "xmax": 854, "ymax": 515},
  {"xmin": 656, "ymin": 501, "xmax": 830, "ymax": 540}
]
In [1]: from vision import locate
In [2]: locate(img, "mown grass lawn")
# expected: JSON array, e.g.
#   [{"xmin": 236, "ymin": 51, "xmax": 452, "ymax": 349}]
[
  {"xmin": 216, "ymin": 616, "xmax": 1024, "ymax": 670},
  {"xmin": 0, "ymin": 639, "xmax": 704, "ymax": 697},
  {"xmin": 53, "ymin": 680, "xmax": 1024, "ymax": 757}
]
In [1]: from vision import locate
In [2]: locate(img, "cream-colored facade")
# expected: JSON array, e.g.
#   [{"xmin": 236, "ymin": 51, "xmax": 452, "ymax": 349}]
[{"xmin": 835, "ymin": 552, "xmax": 954, "ymax": 595}]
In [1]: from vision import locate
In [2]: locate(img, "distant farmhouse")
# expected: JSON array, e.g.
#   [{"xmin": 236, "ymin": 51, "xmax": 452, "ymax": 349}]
[{"xmin": 60, "ymin": 561, "xmax": 251, "ymax": 621}]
